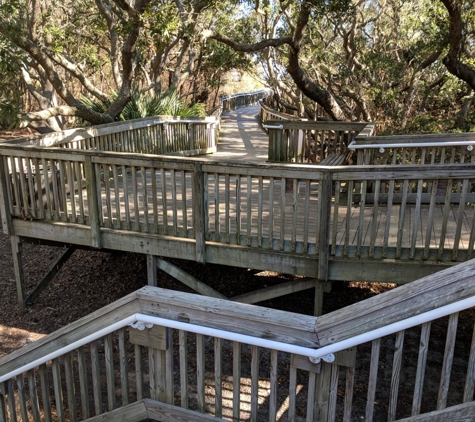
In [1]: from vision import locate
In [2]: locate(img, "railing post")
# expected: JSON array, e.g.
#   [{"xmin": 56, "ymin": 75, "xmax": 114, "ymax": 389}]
[
  {"xmin": 84, "ymin": 156, "xmax": 102, "ymax": 248},
  {"xmin": 318, "ymin": 171, "xmax": 332, "ymax": 281},
  {"xmin": 193, "ymin": 163, "xmax": 206, "ymax": 263},
  {"xmin": 0, "ymin": 156, "xmax": 13, "ymax": 235}
]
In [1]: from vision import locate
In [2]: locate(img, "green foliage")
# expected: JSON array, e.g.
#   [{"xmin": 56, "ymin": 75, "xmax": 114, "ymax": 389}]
[{"xmin": 79, "ymin": 90, "xmax": 206, "ymax": 124}]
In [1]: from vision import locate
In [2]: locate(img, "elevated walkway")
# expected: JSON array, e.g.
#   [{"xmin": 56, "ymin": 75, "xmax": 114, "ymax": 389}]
[{"xmin": 1, "ymin": 91, "xmax": 475, "ymax": 308}]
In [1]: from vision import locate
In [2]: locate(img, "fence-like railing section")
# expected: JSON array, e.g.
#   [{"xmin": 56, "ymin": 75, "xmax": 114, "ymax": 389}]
[
  {"xmin": 220, "ymin": 89, "xmax": 271, "ymax": 113},
  {"xmin": 265, "ymin": 120, "xmax": 375, "ymax": 164},
  {"xmin": 258, "ymin": 99, "xmax": 302, "ymax": 127},
  {"xmin": 2, "ymin": 144, "xmax": 475, "ymax": 269},
  {"xmin": 4, "ymin": 116, "xmax": 218, "ymax": 157},
  {"xmin": 2, "ymin": 260, "xmax": 475, "ymax": 421},
  {"xmin": 350, "ymin": 132, "xmax": 475, "ymax": 165}
]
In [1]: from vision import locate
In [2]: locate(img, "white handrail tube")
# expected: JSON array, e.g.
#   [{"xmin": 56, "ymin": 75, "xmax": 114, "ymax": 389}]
[
  {"xmin": 348, "ymin": 140, "xmax": 475, "ymax": 151},
  {"xmin": 1, "ymin": 296, "xmax": 475, "ymax": 384}
]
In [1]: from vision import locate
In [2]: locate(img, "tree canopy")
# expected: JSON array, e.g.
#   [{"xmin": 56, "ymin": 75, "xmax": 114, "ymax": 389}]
[{"xmin": 0, "ymin": 0, "xmax": 474, "ymax": 133}]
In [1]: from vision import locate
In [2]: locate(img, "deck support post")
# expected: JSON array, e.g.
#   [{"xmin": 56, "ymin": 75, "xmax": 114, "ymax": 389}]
[
  {"xmin": 11, "ymin": 235, "xmax": 26, "ymax": 308},
  {"xmin": 147, "ymin": 255, "xmax": 158, "ymax": 287}
]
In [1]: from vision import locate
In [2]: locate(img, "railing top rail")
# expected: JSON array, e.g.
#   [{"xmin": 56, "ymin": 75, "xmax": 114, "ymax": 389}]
[
  {"xmin": 349, "ymin": 139, "xmax": 475, "ymax": 151},
  {"xmin": 220, "ymin": 88, "xmax": 271, "ymax": 102},
  {"xmin": 352, "ymin": 131, "xmax": 475, "ymax": 145},
  {"xmin": 265, "ymin": 119, "xmax": 371, "ymax": 130},
  {"xmin": 259, "ymin": 101, "xmax": 302, "ymax": 121}
]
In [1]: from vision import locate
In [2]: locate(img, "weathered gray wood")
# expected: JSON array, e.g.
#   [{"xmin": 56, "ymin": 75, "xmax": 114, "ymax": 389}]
[
  {"xmin": 365, "ymin": 338, "xmax": 381, "ymax": 422},
  {"xmin": 0, "ymin": 156, "xmax": 13, "ymax": 235},
  {"xmin": 179, "ymin": 330, "xmax": 188, "ymax": 409},
  {"xmin": 80, "ymin": 399, "xmax": 148, "ymax": 422},
  {"xmin": 231, "ymin": 278, "xmax": 316, "ymax": 304},
  {"xmin": 463, "ymin": 320, "xmax": 475, "ymax": 402},
  {"xmin": 129, "ymin": 325, "xmax": 167, "ymax": 350},
  {"xmin": 103, "ymin": 333, "xmax": 116, "ymax": 412},
  {"xmin": 156, "ymin": 258, "xmax": 226, "ymax": 299},
  {"xmin": 343, "ymin": 367, "xmax": 355, "ymax": 422},
  {"xmin": 388, "ymin": 330, "xmax": 405, "ymax": 421},
  {"xmin": 165, "ymin": 328, "xmax": 173, "ymax": 406},
  {"xmin": 250, "ymin": 345, "xmax": 259, "ymax": 422},
  {"xmin": 118, "ymin": 328, "xmax": 130, "ymax": 407},
  {"xmin": 64, "ymin": 352, "xmax": 78, "ymax": 422},
  {"xmin": 269, "ymin": 349, "xmax": 278, "ymax": 422},
  {"xmin": 317, "ymin": 259, "xmax": 475, "ymax": 346},
  {"xmin": 39, "ymin": 363, "xmax": 52, "ymax": 422},
  {"xmin": 134, "ymin": 344, "xmax": 143, "ymax": 402},
  {"xmin": 0, "ymin": 382, "xmax": 7, "ymax": 422},
  {"xmin": 214, "ymin": 337, "xmax": 222, "ymax": 418},
  {"xmin": 17, "ymin": 375, "xmax": 30, "ymax": 422},
  {"xmin": 306, "ymin": 371, "xmax": 316, "ymax": 422},
  {"xmin": 137, "ymin": 286, "xmax": 319, "ymax": 348},
  {"xmin": 144, "ymin": 398, "xmax": 228, "ymax": 421},
  {"xmin": 412, "ymin": 322, "xmax": 431, "ymax": 416},
  {"xmin": 288, "ymin": 357, "xmax": 297, "ymax": 422},
  {"xmin": 395, "ymin": 400, "xmax": 475, "ymax": 422},
  {"xmin": 10, "ymin": 236, "xmax": 26, "ymax": 308},
  {"xmin": 149, "ymin": 347, "xmax": 166, "ymax": 403},
  {"xmin": 84, "ymin": 156, "xmax": 101, "ymax": 248},
  {"xmin": 147, "ymin": 254, "xmax": 158, "ymax": 287},
  {"xmin": 197, "ymin": 333, "xmax": 205, "ymax": 413},
  {"xmin": 27, "ymin": 369, "xmax": 41, "ymax": 422},
  {"xmin": 90, "ymin": 341, "xmax": 102, "ymax": 415},
  {"xmin": 77, "ymin": 346, "xmax": 90, "ymax": 420},
  {"xmin": 437, "ymin": 312, "xmax": 459, "ymax": 410},
  {"xmin": 52, "ymin": 359, "xmax": 65, "ymax": 422},
  {"xmin": 25, "ymin": 246, "xmax": 76, "ymax": 305},
  {"xmin": 233, "ymin": 341, "xmax": 241, "ymax": 421}
]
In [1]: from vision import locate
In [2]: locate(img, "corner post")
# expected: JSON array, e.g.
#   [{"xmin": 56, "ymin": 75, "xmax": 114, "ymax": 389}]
[
  {"xmin": 0, "ymin": 156, "xmax": 13, "ymax": 235},
  {"xmin": 11, "ymin": 235, "xmax": 26, "ymax": 308},
  {"xmin": 193, "ymin": 163, "xmax": 206, "ymax": 263},
  {"xmin": 318, "ymin": 171, "xmax": 332, "ymax": 281},
  {"xmin": 84, "ymin": 156, "xmax": 102, "ymax": 248}
]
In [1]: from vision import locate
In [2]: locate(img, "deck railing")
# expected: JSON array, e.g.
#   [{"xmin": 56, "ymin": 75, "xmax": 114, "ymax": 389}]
[
  {"xmin": 350, "ymin": 132, "xmax": 475, "ymax": 165},
  {"xmin": 2, "ymin": 144, "xmax": 475, "ymax": 277},
  {"xmin": 3, "ymin": 116, "xmax": 219, "ymax": 157},
  {"xmin": 1, "ymin": 259, "xmax": 475, "ymax": 421},
  {"xmin": 220, "ymin": 89, "xmax": 271, "ymax": 113},
  {"xmin": 258, "ymin": 99, "xmax": 302, "ymax": 127},
  {"xmin": 265, "ymin": 120, "xmax": 375, "ymax": 164}
]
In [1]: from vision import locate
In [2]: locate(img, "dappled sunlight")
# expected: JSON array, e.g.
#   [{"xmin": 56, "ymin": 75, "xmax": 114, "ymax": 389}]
[{"xmin": 0, "ymin": 325, "xmax": 45, "ymax": 359}]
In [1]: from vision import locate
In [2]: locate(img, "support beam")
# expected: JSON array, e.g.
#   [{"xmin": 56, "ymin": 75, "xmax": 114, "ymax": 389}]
[
  {"xmin": 147, "ymin": 255, "xmax": 158, "ymax": 287},
  {"xmin": 231, "ymin": 279, "xmax": 316, "ymax": 304},
  {"xmin": 156, "ymin": 258, "xmax": 227, "ymax": 299},
  {"xmin": 11, "ymin": 235, "xmax": 26, "ymax": 308},
  {"xmin": 25, "ymin": 247, "xmax": 76, "ymax": 306}
]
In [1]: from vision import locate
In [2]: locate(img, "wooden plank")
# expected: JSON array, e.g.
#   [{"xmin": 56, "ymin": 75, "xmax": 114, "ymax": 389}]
[
  {"xmin": 365, "ymin": 338, "xmax": 381, "ymax": 422},
  {"xmin": 28, "ymin": 369, "xmax": 41, "ymax": 422},
  {"xmin": 412, "ymin": 322, "xmax": 431, "ymax": 416},
  {"xmin": 233, "ymin": 341, "xmax": 241, "ymax": 421},
  {"xmin": 388, "ymin": 330, "xmax": 405, "ymax": 421},
  {"xmin": 231, "ymin": 278, "xmax": 315, "ymax": 304},
  {"xmin": 156, "ymin": 258, "xmax": 226, "ymax": 299},
  {"xmin": 84, "ymin": 157, "xmax": 101, "ymax": 248},
  {"xmin": 77, "ymin": 346, "xmax": 90, "ymax": 419},
  {"xmin": 16, "ymin": 375, "xmax": 29, "ymax": 422},
  {"xmin": 0, "ymin": 156, "xmax": 13, "ymax": 234},
  {"xmin": 144, "ymin": 398, "xmax": 228, "ymax": 421},
  {"xmin": 343, "ymin": 367, "xmax": 355, "ymax": 422},
  {"xmin": 52, "ymin": 359, "xmax": 65, "ymax": 422},
  {"xmin": 135, "ymin": 344, "xmax": 144, "ymax": 402},
  {"xmin": 437, "ymin": 312, "xmax": 459, "ymax": 410},
  {"xmin": 0, "ymin": 382, "xmax": 7, "ymax": 422},
  {"xmin": 395, "ymin": 401, "xmax": 475, "ymax": 422},
  {"xmin": 81, "ymin": 400, "xmax": 148, "ymax": 422},
  {"xmin": 179, "ymin": 330, "xmax": 188, "ymax": 409},
  {"xmin": 118, "ymin": 328, "xmax": 130, "ymax": 406},
  {"xmin": 197, "ymin": 333, "xmax": 205, "ymax": 413},
  {"xmin": 288, "ymin": 358, "xmax": 297, "ymax": 422},
  {"xmin": 269, "ymin": 349, "xmax": 278, "ymax": 422},
  {"xmin": 193, "ymin": 164, "xmax": 205, "ymax": 262},
  {"xmin": 39, "ymin": 363, "xmax": 53, "ymax": 422},
  {"xmin": 90, "ymin": 341, "xmax": 102, "ymax": 415},
  {"xmin": 214, "ymin": 337, "xmax": 222, "ymax": 418},
  {"xmin": 10, "ymin": 235, "xmax": 26, "ymax": 307},
  {"xmin": 306, "ymin": 372, "xmax": 316, "ymax": 422},
  {"xmin": 64, "ymin": 352, "xmax": 78, "ymax": 422},
  {"xmin": 463, "ymin": 320, "xmax": 475, "ymax": 402},
  {"xmin": 250, "ymin": 345, "xmax": 259, "ymax": 422},
  {"xmin": 129, "ymin": 325, "xmax": 167, "ymax": 350}
]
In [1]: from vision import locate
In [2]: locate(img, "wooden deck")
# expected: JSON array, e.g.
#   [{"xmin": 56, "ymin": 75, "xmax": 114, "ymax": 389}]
[{"xmin": 2, "ymin": 103, "xmax": 475, "ymax": 307}]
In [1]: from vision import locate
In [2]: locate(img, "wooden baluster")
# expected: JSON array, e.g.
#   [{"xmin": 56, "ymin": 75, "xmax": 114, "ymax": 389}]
[
  {"xmin": 452, "ymin": 179, "xmax": 469, "ymax": 261},
  {"xmin": 39, "ymin": 363, "xmax": 53, "ymax": 422},
  {"xmin": 131, "ymin": 166, "xmax": 140, "ymax": 232},
  {"xmin": 388, "ymin": 330, "xmax": 405, "ymax": 421},
  {"xmin": 269, "ymin": 349, "xmax": 278, "ymax": 422},
  {"xmin": 437, "ymin": 312, "xmax": 459, "ymax": 410},
  {"xmin": 225, "ymin": 174, "xmax": 230, "ymax": 243},
  {"xmin": 423, "ymin": 181, "xmax": 438, "ymax": 261},
  {"xmin": 64, "ymin": 353, "xmax": 77, "ymax": 422},
  {"xmin": 77, "ymin": 346, "xmax": 90, "ymax": 420},
  {"xmin": 410, "ymin": 179, "xmax": 424, "ymax": 259},
  {"xmin": 464, "ymin": 320, "xmax": 475, "ymax": 402},
  {"xmin": 258, "ymin": 176, "xmax": 264, "ymax": 247},
  {"xmin": 233, "ymin": 341, "xmax": 241, "ymax": 421},
  {"xmin": 160, "ymin": 168, "xmax": 168, "ymax": 234},
  {"xmin": 412, "ymin": 322, "xmax": 431, "ymax": 416},
  {"xmin": 235, "ymin": 175, "xmax": 241, "ymax": 245},
  {"xmin": 197, "ymin": 334, "xmax": 205, "ymax": 413},
  {"xmin": 383, "ymin": 179, "xmax": 396, "ymax": 259},
  {"xmin": 66, "ymin": 161, "xmax": 76, "ymax": 223},
  {"xmin": 104, "ymin": 334, "xmax": 116, "ymax": 411},
  {"xmin": 179, "ymin": 330, "xmax": 188, "ymax": 409},
  {"xmin": 89, "ymin": 341, "xmax": 102, "ymax": 415},
  {"xmin": 396, "ymin": 180, "xmax": 409, "ymax": 259},
  {"xmin": 214, "ymin": 338, "xmax": 223, "ymax": 418},
  {"xmin": 369, "ymin": 180, "xmax": 381, "ymax": 258},
  {"xmin": 141, "ymin": 166, "xmax": 149, "ymax": 233},
  {"xmin": 437, "ymin": 179, "xmax": 453, "ymax": 260},
  {"xmin": 365, "ymin": 338, "xmax": 381, "ymax": 422},
  {"xmin": 268, "ymin": 177, "xmax": 275, "ymax": 249},
  {"xmin": 181, "ymin": 170, "xmax": 187, "ymax": 236},
  {"xmin": 118, "ymin": 328, "xmax": 129, "ymax": 406},
  {"xmin": 112, "ymin": 165, "xmax": 121, "ymax": 229}
]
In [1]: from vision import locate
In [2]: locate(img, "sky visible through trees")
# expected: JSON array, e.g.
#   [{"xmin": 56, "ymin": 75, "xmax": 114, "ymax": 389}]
[{"xmin": 0, "ymin": 0, "xmax": 473, "ymax": 134}]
